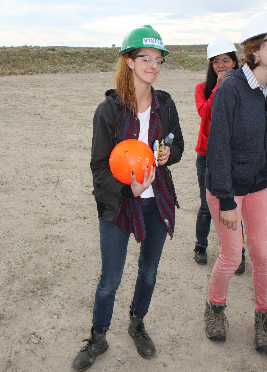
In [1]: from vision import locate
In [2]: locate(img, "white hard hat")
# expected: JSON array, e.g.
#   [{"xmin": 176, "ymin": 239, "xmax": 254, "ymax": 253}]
[
  {"xmin": 240, "ymin": 10, "xmax": 267, "ymax": 46},
  {"xmin": 207, "ymin": 37, "xmax": 237, "ymax": 60}
]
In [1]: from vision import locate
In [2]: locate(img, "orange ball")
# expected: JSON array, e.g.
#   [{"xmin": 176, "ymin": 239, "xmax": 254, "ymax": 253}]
[{"xmin": 109, "ymin": 139, "xmax": 155, "ymax": 185}]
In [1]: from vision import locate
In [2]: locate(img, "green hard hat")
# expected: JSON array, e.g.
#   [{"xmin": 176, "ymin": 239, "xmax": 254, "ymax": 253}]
[{"xmin": 119, "ymin": 25, "xmax": 169, "ymax": 57}]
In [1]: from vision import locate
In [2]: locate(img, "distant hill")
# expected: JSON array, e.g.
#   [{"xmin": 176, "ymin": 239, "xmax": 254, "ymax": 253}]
[{"xmin": 0, "ymin": 45, "xmax": 244, "ymax": 76}]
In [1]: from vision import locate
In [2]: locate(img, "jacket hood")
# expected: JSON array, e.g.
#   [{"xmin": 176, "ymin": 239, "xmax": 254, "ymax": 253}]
[
  {"xmin": 105, "ymin": 89, "xmax": 117, "ymax": 98},
  {"xmin": 104, "ymin": 88, "xmax": 172, "ymax": 106},
  {"xmin": 222, "ymin": 67, "xmax": 264, "ymax": 98},
  {"xmin": 226, "ymin": 67, "xmax": 247, "ymax": 81}
]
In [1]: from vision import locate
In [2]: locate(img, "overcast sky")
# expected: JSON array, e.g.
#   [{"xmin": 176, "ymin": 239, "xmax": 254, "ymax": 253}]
[{"xmin": 0, "ymin": 1, "xmax": 266, "ymax": 47}]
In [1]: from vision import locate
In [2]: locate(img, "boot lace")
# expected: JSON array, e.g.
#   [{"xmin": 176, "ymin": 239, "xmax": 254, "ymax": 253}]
[
  {"xmin": 135, "ymin": 321, "xmax": 149, "ymax": 339},
  {"xmin": 80, "ymin": 338, "xmax": 97, "ymax": 357},
  {"xmin": 194, "ymin": 246, "xmax": 206, "ymax": 255},
  {"xmin": 82, "ymin": 338, "xmax": 94, "ymax": 349},
  {"xmin": 206, "ymin": 305, "xmax": 228, "ymax": 331}
]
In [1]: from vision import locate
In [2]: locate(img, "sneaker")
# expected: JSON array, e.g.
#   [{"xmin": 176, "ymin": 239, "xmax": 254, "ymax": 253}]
[
  {"xmin": 235, "ymin": 257, "xmax": 245, "ymax": 275},
  {"xmin": 128, "ymin": 312, "xmax": 156, "ymax": 358},
  {"xmin": 194, "ymin": 244, "xmax": 207, "ymax": 264},
  {"xmin": 73, "ymin": 328, "xmax": 108, "ymax": 371},
  {"xmin": 255, "ymin": 310, "xmax": 267, "ymax": 354},
  {"xmin": 204, "ymin": 299, "xmax": 227, "ymax": 342}
]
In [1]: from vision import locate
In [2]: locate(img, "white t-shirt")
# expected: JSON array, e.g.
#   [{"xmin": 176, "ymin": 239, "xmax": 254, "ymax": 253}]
[{"xmin": 138, "ymin": 106, "xmax": 154, "ymax": 198}]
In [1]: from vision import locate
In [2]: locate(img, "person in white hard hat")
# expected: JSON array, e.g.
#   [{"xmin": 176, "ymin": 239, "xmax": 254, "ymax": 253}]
[
  {"xmin": 194, "ymin": 37, "xmax": 246, "ymax": 272},
  {"xmin": 204, "ymin": 10, "xmax": 267, "ymax": 355}
]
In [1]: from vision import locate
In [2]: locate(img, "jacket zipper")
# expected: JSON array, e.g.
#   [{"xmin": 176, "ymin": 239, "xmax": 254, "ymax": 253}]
[{"xmin": 250, "ymin": 97, "xmax": 267, "ymax": 192}]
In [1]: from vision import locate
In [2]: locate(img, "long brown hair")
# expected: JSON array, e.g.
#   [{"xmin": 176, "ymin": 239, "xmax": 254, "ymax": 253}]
[
  {"xmin": 115, "ymin": 48, "xmax": 141, "ymax": 115},
  {"xmin": 204, "ymin": 51, "xmax": 239, "ymax": 100}
]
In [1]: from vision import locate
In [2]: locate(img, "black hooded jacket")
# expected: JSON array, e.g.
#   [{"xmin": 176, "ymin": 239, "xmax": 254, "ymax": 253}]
[{"xmin": 90, "ymin": 89, "xmax": 184, "ymax": 221}]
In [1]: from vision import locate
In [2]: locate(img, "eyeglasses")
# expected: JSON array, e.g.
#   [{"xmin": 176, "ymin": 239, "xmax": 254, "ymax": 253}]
[
  {"xmin": 131, "ymin": 54, "xmax": 165, "ymax": 67},
  {"xmin": 212, "ymin": 58, "xmax": 233, "ymax": 65}
]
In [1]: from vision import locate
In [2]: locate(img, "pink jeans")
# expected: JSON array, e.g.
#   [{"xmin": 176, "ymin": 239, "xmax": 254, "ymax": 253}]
[{"xmin": 207, "ymin": 188, "xmax": 267, "ymax": 312}]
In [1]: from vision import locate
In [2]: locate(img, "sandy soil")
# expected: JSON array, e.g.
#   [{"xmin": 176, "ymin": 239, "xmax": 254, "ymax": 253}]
[{"xmin": 0, "ymin": 69, "xmax": 266, "ymax": 372}]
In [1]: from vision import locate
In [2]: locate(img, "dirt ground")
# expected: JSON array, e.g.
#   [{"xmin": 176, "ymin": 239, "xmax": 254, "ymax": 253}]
[{"xmin": 0, "ymin": 69, "xmax": 266, "ymax": 372}]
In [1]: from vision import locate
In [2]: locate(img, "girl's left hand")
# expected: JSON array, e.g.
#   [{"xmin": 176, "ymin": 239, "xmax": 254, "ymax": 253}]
[
  {"xmin": 131, "ymin": 164, "xmax": 156, "ymax": 197},
  {"xmin": 158, "ymin": 146, "xmax": 171, "ymax": 166}
]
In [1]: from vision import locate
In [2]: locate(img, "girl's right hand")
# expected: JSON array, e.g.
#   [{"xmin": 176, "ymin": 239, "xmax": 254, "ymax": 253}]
[
  {"xmin": 217, "ymin": 71, "xmax": 227, "ymax": 85},
  {"xmin": 219, "ymin": 209, "xmax": 237, "ymax": 231},
  {"xmin": 131, "ymin": 165, "xmax": 155, "ymax": 197}
]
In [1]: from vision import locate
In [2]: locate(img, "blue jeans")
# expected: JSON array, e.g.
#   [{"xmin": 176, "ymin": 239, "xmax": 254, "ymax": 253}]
[
  {"xmin": 196, "ymin": 154, "xmax": 211, "ymax": 249},
  {"xmin": 92, "ymin": 197, "xmax": 168, "ymax": 333}
]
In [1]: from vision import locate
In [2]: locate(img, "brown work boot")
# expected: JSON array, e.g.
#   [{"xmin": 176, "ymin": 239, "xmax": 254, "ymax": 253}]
[
  {"xmin": 255, "ymin": 310, "xmax": 267, "ymax": 354},
  {"xmin": 204, "ymin": 299, "xmax": 227, "ymax": 342}
]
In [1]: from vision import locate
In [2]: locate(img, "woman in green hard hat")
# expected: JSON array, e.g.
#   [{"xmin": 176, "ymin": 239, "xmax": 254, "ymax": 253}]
[{"xmin": 72, "ymin": 25, "xmax": 184, "ymax": 370}]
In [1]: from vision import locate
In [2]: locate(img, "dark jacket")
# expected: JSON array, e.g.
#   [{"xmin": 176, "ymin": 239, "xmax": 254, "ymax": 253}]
[
  {"xmin": 206, "ymin": 68, "xmax": 267, "ymax": 211},
  {"xmin": 90, "ymin": 89, "xmax": 184, "ymax": 221}
]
